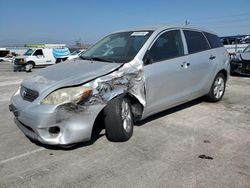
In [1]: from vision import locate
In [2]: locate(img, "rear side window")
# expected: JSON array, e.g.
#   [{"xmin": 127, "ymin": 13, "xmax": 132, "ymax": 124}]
[
  {"xmin": 184, "ymin": 30, "xmax": 210, "ymax": 54},
  {"xmin": 204, "ymin": 32, "xmax": 223, "ymax": 48},
  {"xmin": 33, "ymin": 49, "xmax": 44, "ymax": 56},
  {"xmin": 147, "ymin": 30, "xmax": 184, "ymax": 62}
]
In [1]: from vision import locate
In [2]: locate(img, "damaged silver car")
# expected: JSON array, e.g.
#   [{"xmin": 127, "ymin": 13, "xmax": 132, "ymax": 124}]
[{"xmin": 9, "ymin": 26, "xmax": 230, "ymax": 146}]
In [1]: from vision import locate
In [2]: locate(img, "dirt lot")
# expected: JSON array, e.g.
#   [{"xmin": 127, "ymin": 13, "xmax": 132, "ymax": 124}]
[{"xmin": 0, "ymin": 61, "xmax": 249, "ymax": 188}]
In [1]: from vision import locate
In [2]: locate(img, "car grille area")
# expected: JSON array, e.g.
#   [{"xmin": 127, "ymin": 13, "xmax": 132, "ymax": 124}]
[
  {"xmin": 20, "ymin": 85, "xmax": 39, "ymax": 102},
  {"xmin": 14, "ymin": 58, "xmax": 25, "ymax": 65}
]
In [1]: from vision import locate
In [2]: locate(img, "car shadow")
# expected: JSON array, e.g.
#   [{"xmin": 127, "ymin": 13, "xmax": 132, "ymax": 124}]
[{"xmin": 230, "ymin": 72, "xmax": 250, "ymax": 77}]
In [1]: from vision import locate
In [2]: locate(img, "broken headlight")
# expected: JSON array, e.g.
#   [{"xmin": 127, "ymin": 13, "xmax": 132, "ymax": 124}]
[{"xmin": 41, "ymin": 86, "xmax": 93, "ymax": 105}]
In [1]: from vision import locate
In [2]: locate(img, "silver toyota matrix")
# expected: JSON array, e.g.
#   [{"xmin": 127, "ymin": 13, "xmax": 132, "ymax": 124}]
[{"xmin": 10, "ymin": 26, "xmax": 230, "ymax": 147}]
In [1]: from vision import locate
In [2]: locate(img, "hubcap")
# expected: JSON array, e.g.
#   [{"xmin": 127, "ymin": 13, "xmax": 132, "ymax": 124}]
[
  {"xmin": 121, "ymin": 100, "xmax": 132, "ymax": 133},
  {"xmin": 213, "ymin": 76, "xmax": 225, "ymax": 99}
]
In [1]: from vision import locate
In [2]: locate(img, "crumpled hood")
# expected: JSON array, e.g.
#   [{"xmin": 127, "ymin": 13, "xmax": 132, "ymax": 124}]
[{"xmin": 22, "ymin": 60, "xmax": 123, "ymax": 95}]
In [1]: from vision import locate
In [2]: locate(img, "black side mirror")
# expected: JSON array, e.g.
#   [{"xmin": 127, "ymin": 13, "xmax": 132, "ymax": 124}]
[{"xmin": 143, "ymin": 50, "xmax": 154, "ymax": 65}]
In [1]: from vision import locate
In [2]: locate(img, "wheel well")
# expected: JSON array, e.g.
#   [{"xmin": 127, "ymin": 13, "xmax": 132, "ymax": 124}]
[
  {"xmin": 91, "ymin": 109, "xmax": 105, "ymax": 140},
  {"xmin": 90, "ymin": 93, "xmax": 144, "ymax": 139},
  {"xmin": 125, "ymin": 93, "xmax": 144, "ymax": 121},
  {"xmin": 218, "ymin": 69, "xmax": 228, "ymax": 81},
  {"xmin": 27, "ymin": 61, "xmax": 35, "ymax": 66}
]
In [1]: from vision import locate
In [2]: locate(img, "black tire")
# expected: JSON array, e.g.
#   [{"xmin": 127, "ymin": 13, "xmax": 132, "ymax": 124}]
[
  {"xmin": 25, "ymin": 62, "xmax": 35, "ymax": 72},
  {"xmin": 230, "ymin": 62, "xmax": 236, "ymax": 76},
  {"xmin": 104, "ymin": 96, "xmax": 133, "ymax": 142},
  {"xmin": 205, "ymin": 73, "xmax": 226, "ymax": 102}
]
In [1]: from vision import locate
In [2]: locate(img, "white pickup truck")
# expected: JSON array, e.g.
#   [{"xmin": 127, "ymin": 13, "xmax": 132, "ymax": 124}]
[{"xmin": 13, "ymin": 44, "xmax": 70, "ymax": 72}]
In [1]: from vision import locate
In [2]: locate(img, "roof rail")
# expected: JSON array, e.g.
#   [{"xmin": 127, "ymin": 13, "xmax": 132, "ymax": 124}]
[{"xmin": 24, "ymin": 44, "xmax": 66, "ymax": 48}]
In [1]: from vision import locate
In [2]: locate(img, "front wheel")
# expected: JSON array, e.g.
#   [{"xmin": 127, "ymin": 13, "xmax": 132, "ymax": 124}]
[
  {"xmin": 25, "ymin": 62, "xmax": 34, "ymax": 72},
  {"xmin": 104, "ymin": 96, "xmax": 133, "ymax": 142},
  {"xmin": 205, "ymin": 73, "xmax": 226, "ymax": 102}
]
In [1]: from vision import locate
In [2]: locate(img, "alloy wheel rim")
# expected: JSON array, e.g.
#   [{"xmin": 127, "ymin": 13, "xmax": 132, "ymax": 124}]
[
  {"xmin": 121, "ymin": 100, "xmax": 132, "ymax": 133},
  {"xmin": 213, "ymin": 77, "xmax": 225, "ymax": 99}
]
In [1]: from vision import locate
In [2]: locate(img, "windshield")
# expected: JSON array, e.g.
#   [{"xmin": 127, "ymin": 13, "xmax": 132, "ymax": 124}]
[
  {"xmin": 24, "ymin": 49, "xmax": 35, "ymax": 56},
  {"xmin": 81, "ymin": 31, "xmax": 153, "ymax": 63},
  {"xmin": 243, "ymin": 45, "xmax": 250, "ymax": 53}
]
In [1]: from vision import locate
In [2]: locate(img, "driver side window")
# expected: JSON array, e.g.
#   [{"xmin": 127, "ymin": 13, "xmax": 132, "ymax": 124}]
[
  {"xmin": 33, "ymin": 49, "xmax": 44, "ymax": 56},
  {"xmin": 146, "ymin": 30, "xmax": 184, "ymax": 63}
]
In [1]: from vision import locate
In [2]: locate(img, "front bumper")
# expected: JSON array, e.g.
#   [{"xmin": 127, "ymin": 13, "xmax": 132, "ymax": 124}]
[
  {"xmin": 10, "ymin": 94, "xmax": 105, "ymax": 145},
  {"xmin": 231, "ymin": 61, "xmax": 250, "ymax": 76},
  {"xmin": 13, "ymin": 64, "xmax": 26, "ymax": 71}
]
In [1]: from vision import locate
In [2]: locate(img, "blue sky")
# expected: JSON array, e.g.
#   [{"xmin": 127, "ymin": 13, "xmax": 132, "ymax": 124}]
[{"xmin": 0, "ymin": 0, "xmax": 250, "ymax": 46}]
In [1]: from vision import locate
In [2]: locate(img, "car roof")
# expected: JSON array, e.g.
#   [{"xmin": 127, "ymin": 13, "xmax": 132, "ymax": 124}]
[{"xmin": 113, "ymin": 25, "xmax": 218, "ymax": 35}]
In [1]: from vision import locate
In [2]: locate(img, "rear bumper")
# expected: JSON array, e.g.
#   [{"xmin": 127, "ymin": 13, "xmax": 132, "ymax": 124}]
[{"xmin": 10, "ymin": 94, "xmax": 105, "ymax": 145}]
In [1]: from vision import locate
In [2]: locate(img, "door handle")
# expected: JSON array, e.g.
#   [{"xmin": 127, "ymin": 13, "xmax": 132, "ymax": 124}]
[
  {"xmin": 209, "ymin": 55, "xmax": 216, "ymax": 60},
  {"xmin": 181, "ymin": 62, "xmax": 190, "ymax": 68}
]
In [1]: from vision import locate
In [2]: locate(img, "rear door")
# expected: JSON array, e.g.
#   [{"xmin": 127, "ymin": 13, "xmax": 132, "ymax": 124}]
[
  {"xmin": 143, "ymin": 29, "xmax": 193, "ymax": 116},
  {"xmin": 182, "ymin": 30, "xmax": 216, "ymax": 95},
  {"xmin": 203, "ymin": 32, "xmax": 227, "ymax": 84}
]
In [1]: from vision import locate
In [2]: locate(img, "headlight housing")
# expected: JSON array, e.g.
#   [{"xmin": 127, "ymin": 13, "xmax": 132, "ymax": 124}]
[{"xmin": 41, "ymin": 86, "xmax": 92, "ymax": 105}]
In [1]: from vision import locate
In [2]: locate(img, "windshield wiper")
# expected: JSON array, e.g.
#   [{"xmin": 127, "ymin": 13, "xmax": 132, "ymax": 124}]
[
  {"xmin": 80, "ymin": 56, "xmax": 93, "ymax": 61},
  {"xmin": 80, "ymin": 56, "xmax": 115, "ymax": 63},
  {"xmin": 92, "ymin": 56, "xmax": 115, "ymax": 63}
]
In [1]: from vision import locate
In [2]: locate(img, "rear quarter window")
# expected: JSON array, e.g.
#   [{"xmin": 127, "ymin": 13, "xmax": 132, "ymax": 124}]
[
  {"xmin": 204, "ymin": 32, "xmax": 223, "ymax": 48},
  {"xmin": 183, "ymin": 30, "xmax": 210, "ymax": 54}
]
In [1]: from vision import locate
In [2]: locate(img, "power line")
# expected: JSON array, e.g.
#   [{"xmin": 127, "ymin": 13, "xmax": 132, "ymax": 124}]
[
  {"xmin": 188, "ymin": 13, "xmax": 250, "ymax": 22},
  {"xmin": 192, "ymin": 18, "xmax": 250, "ymax": 25}
]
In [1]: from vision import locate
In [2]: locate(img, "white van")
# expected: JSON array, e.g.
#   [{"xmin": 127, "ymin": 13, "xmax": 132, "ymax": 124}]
[{"xmin": 13, "ymin": 44, "xmax": 70, "ymax": 72}]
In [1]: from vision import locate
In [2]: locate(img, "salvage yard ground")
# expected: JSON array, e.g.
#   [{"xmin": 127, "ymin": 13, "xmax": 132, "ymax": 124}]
[{"xmin": 0, "ymin": 61, "xmax": 250, "ymax": 188}]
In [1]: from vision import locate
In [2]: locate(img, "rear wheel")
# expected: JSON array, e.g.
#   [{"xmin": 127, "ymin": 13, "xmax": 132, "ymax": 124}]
[
  {"xmin": 104, "ymin": 96, "xmax": 133, "ymax": 142},
  {"xmin": 206, "ymin": 73, "xmax": 226, "ymax": 102}
]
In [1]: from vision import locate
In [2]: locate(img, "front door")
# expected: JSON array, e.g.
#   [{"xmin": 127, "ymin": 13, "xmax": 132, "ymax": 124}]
[
  {"xmin": 32, "ymin": 49, "xmax": 45, "ymax": 65},
  {"xmin": 143, "ymin": 29, "xmax": 193, "ymax": 116}
]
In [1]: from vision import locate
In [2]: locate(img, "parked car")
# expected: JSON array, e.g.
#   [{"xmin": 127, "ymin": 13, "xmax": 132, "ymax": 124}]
[
  {"xmin": 66, "ymin": 49, "xmax": 86, "ymax": 61},
  {"xmin": 13, "ymin": 44, "xmax": 70, "ymax": 72},
  {"xmin": 230, "ymin": 44, "xmax": 250, "ymax": 76},
  {"xmin": 0, "ymin": 48, "xmax": 14, "ymax": 62},
  {"xmin": 9, "ymin": 26, "xmax": 230, "ymax": 147},
  {"xmin": 0, "ymin": 55, "xmax": 14, "ymax": 63},
  {"xmin": 220, "ymin": 35, "xmax": 250, "ymax": 55}
]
